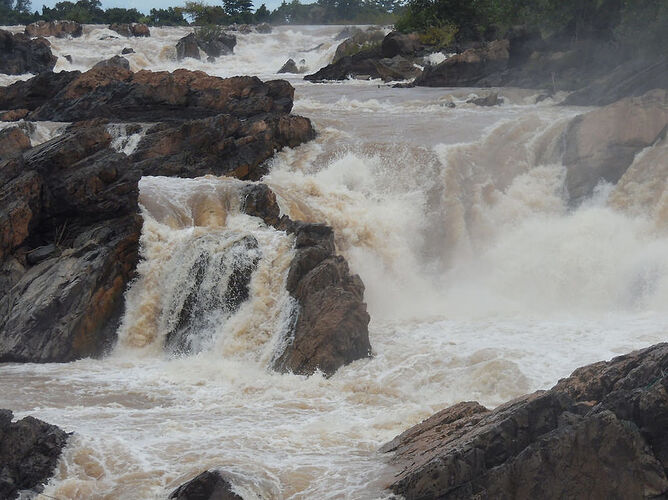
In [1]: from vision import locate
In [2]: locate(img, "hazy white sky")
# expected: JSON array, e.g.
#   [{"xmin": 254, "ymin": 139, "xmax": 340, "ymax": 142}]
[{"xmin": 32, "ymin": 0, "xmax": 289, "ymax": 14}]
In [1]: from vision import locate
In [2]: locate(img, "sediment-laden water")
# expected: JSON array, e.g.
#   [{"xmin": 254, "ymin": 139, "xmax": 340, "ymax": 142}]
[{"xmin": 1, "ymin": 25, "xmax": 667, "ymax": 499}]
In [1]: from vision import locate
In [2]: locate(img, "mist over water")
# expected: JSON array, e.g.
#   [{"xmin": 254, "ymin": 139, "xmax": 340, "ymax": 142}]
[{"xmin": 1, "ymin": 25, "xmax": 667, "ymax": 499}]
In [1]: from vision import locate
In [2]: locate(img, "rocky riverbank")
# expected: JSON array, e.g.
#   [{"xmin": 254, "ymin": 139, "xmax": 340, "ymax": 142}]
[{"xmin": 382, "ymin": 342, "xmax": 668, "ymax": 499}]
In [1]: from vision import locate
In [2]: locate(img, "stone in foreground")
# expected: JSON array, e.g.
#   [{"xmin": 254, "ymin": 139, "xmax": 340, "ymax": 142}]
[{"xmin": 383, "ymin": 343, "xmax": 668, "ymax": 499}]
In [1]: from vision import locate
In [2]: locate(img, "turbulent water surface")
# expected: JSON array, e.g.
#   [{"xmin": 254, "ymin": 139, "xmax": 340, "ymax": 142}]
[{"xmin": 1, "ymin": 25, "xmax": 667, "ymax": 499}]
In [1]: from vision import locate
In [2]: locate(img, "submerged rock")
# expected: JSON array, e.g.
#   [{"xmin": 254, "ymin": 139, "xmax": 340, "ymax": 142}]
[
  {"xmin": 0, "ymin": 409, "xmax": 69, "ymax": 499},
  {"xmin": 24, "ymin": 20, "xmax": 82, "ymax": 38},
  {"xmin": 0, "ymin": 30, "xmax": 57, "ymax": 75},
  {"xmin": 562, "ymin": 89, "xmax": 668, "ymax": 204},
  {"xmin": 383, "ymin": 342, "xmax": 668, "ymax": 499},
  {"xmin": 169, "ymin": 470, "xmax": 243, "ymax": 500}
]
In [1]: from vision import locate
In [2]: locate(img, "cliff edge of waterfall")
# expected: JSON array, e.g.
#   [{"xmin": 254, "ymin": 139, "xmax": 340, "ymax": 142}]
[
  {"xmin": 0, "ymin": 65, "xmax": 316, "ymax": 363},
  {"xmin": 381, "ymin": 342, "xmax": 668, "ymax": 499}
]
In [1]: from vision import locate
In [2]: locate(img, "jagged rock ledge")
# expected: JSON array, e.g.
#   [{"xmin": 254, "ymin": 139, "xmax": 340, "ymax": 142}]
[
  {"xmin": 0, "ymin": 67, "xmax": 315, "ymax": 364},
  {"xmin": 0, "ymin": 409, "xmax": 69, "ymax": 500},
  {"xmin": 382, "ymin": 342, "xmax": 668, "ymax": 499}
]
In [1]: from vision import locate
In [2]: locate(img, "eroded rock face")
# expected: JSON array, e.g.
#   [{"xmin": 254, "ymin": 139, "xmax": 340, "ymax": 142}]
[
  {"xmin": 0, "ymin": 409, "xmax": 69, "ymax": 499},
  {"xmin": 240, "ymin": 184, "xmax": 371, "ymax": 377},
  {"xmin": 176, "ymin": 33, "xmax": 200, "ymax": 60},
  {"xmin": 109, "ymin": 23, "xmax": 150, "ymax": 38},
  {"xmin": 0, "ymin": 127, "xmax": 31, "ymax": 159},
  {"xmin": 0, "ymin": 68, "xmax": 315, "ymax": 363},
  {"xmin": 176, "ymin": 31, "xmax": 237, "ymax": 61},
  {"xmin": 24, "ymin": 20, "xmax": 82, "ymax": 38},
  {"xmin": 415, "ymin": 39, "xmax": 510, "ymax": 87},
  {"xmin": 0, "ymin": 30, "xmax": 57, "ymax": 75},
  {"xmin": 0, "ymin": 68, "xmax": 296, "ymax": 122},
  {"xmin": 562, "ymin": 89, "xmax": 668, "ymax": 204},
  {"xmin": 169, "ymin": 470, "xmax": 243, "ymax": 500},
  {"xmin": 383, "ymin": 343, "xmax": 668, "ymax": 500}
]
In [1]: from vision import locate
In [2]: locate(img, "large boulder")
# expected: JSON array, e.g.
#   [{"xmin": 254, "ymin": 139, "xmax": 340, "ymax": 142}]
[
  {"xmin": 24, "ymin": 20, "xmax": 82, "ymax": 38},
  {"xmin": 381, "ymin": 31, "xmax": 422, "ymax": 58},
  {"xmin": 0, "ymin": 30, "xmax": 57, "ymax": 75},
  {"xmin": 169, "ymin": 470, "xmax": 243, "ymax": 500},
  {"xmin": 414, "ymin": 39, "xmax": 510, "ymax": 87},
  {"xmin": 109, "ymin": 23, "xmax": 150, "ymax": 38},
  {"xmin": 0, "ymin": 68, "xmax": 297, "ymax": 122},
  {"xmin": 176, "ymin": 33, "xmax": 200, "ymax": 60},
  {"xmin": 0, "ymin": 70, "xmax": 315, "ymax": 363},
  {"xmin": 383, "ymin": 343, "xmax": 668, "ymax": 499},
  {"xmin": 278, "ymin": 58, "xmax": 299, "ymax": 74},
  {"xmin": 92, "ymin": 55, "xmax": 130, "ymax": 70},
  {"xmin": 332, "ymin": 28, "xmax": 385, "ymax": 63},
  {"xmin": 0, "ymin": 409, "xmax": 69, "ymax": 499},
  {"xmin": 561, "ymin": 89, "xmax": 668, "ymax": 204},
  {"xmin": 240, "ymin": 184, "xmax": 371, "ymax": 377}
]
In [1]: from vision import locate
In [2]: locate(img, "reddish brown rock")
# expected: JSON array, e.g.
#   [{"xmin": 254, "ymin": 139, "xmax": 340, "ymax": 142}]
[
  {"xmin": 0, "ymin": 68, "xmax": 296, "ymax": 122},
  {"xmin": 24, "ymin": 20, "xmax": 82, "ymax": 38},
  {"xmin": 109, "ymin": 23, "xmax": 150, "ymax": 38},
  {"xmin": 0, "ymin": 127, "xmax": 31, "ymax": 159},
  {"xmin": 0, "ymin": 109, "xmax": 29, "ymax": 121},
  {"xmin": 384, "ymin": 343, "xmax": 668, "ymax": 500}
]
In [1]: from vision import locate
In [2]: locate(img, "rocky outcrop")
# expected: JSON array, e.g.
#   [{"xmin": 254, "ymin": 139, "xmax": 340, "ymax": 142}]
[
  {"xmin": 0, "ymin": 409, "xmax": 69, "ymax": 499},
  {"xmin": 109, "ymin": 23, "xmax": 150, "ymax": 38},
  {"xmin": 0, "ymin": 68, "xmax": 296, "ymax": 122},
  {"xmin": 278, "ymin": 58, "xmax": 299, "ymax": 74},
  {"xmin": 176, "ymin": 31, "xmax": 237, "ymax": 61},
  {"xmin": 169, "ymin": 470, "xmax": 243, "ymax": 500},
  {"xmin": 381, "ymin": 31, "xmax": 422, "ymax": 58},
  {"xmin": 0, "ymin": 68, "xmax": 315, "ymax": 363},
  {"xmin": 92, "ymin": 55, "xmax": 130, "ymax": 70},
  {"xmin": 561, "ymin": 89, "xmax": 668, "ymax": 204},
  {"xmin": 0, "ymin": 30, "xmax": 57, "ymax": 75},
  {"xmin": 0, "ymin": 127, "xmax": 31, "ymax": 159},
  {"xmin": 240, "ymin": 184, "xmax": 371, "ymax": 377},
  {"xmin": 24, "ymin": 20, "xmax": 82, "ymax": 38},
  {"xmin": 332, "ymin": 28, "xmax": 385, "ymax": 63},
  {"xmin": 176, "ymin": 33, "xmax": 200, "ymax": 60},
  {"xmin": 383, "ymin": 342, "xmax": 668, "ymax": 499},
  {"xmin": 415, "ymin": 39, "xmax": 510, "ymax": 87}
]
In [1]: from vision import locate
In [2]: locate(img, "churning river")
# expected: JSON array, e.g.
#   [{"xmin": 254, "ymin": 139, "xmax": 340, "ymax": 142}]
[{"xmin": 1, "ymin": 24, "xmax": 667, "ymax": 499}]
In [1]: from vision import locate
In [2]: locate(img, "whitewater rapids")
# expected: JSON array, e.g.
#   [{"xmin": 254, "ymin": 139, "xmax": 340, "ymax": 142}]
[{"xmin": 0, "ymin": 25, "xmax": 667, "ymax": 499}]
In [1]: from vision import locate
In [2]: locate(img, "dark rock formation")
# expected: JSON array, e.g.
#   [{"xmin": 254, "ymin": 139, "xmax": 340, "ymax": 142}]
[
  {"xmin": 305, "ymin": 47, "xmax": 421, "ymax": 82},
  {"xmin": 92, "ymin": 55, "xmax": 130, "ymax": 71},
  {"xmin": 467, "ymin": 91, "xmax": 502, "ymax": 106},
  {"xmin": 415, "ymin": 39, "xmax": 510, "ymax": 87},
  {"xmin": 0, "ymin": 30, "xmax": 57, "ymax": 75},
  {"xmin": 332, "ymin": 28, "xmax": 385, "ymax": 63},
  {"xmin": 169, "ymin": 470, "xmax": 243, "ymax": 500},
  {"xmin": 0, "ymin": 68, "xmax": 296, "ymax": 122},
  {"xmin": 197, "ymin": 32, "xmax": 237, "ymax": 59},
  {"xmin": 278, "ymin": 58, "xmax": 299, "ymax": 74},
  {"xmin": 24, "ymin": 20, "xmax": 82, "ymax": 38},
  {"xmin": 240, "ymin": 184, "xmax": 371, "ymax": 377},
  {"xmin": 109, "ymin": 23, "xmax": 150, "ymax": 38},
  {"xmin": 121, "ymin": 47, "xmax": 135, "ymax": 55},
  {"xmin": 177, "ymin": 31, "xmax": 237, "ymax": 61},
  {"xmin": 383, "ymin": 342, "xmax": 668, "ymax": 499},
  {"xmin": 381, "ymin": 31, "xmax": 422, "ymax": 58},
  {"xmin": 561, "ymin": 89, "xmax": 668, "ymax": 204},
  {"xmin": 176, "ymin": 33, "xmax": 200, "ymax": 60},
  {"xmin": 0, "ymin": 409, "xmax": 69, "ymax": 499},
  {"xmin": 0, "ymin": 127, "xmax": 31, "ymax": 159},
  {"xmin": 0, "ymin": 68, "xmax": 315, "ymax": 363}
]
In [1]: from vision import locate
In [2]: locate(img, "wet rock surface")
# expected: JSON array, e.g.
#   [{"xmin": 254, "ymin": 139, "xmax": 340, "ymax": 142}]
[
  {"xmin": 169, "ymin": 470, "xmax": 243, "ymax": 500},
  {"xmin": 0, "ymin": 30, "xmax": 57, "ymax": 75},
  {"xmin": 0, "ymin": 67, "xmax": 315, "ymax": 363},
  {"xmin": 109, "ymin": 23, "xmax": 150, "ymax": 38},
  {"xmin": 561, "ymin": 89, "xmax": 668, "ymax": 204},
  {"xmin": 383, "ymin": 342, "xmax": 668, "ymax": 499},
  {"xmin": 240, "ymin": 184, "xmax": 371, "ymax": 377},
  {"xmin": 0, "ymin": 67, "xmax": 296, "ymax": 122},
  {"xmin": 177, "ymin": 31, "xmax": 237, "ymax": 61},
  {"xmin": 0, "ymin": 409, "xmax": 69, "ymax": 499}
]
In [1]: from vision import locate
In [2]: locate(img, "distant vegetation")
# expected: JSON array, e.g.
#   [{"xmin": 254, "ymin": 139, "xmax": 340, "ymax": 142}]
[
  {"xmin": 0, "ymin": 0, "xmax": 401, "ymax": 26},
  {"xmin": 395, "ymin": 0, "xmax": 668, "ymax": 53}
]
